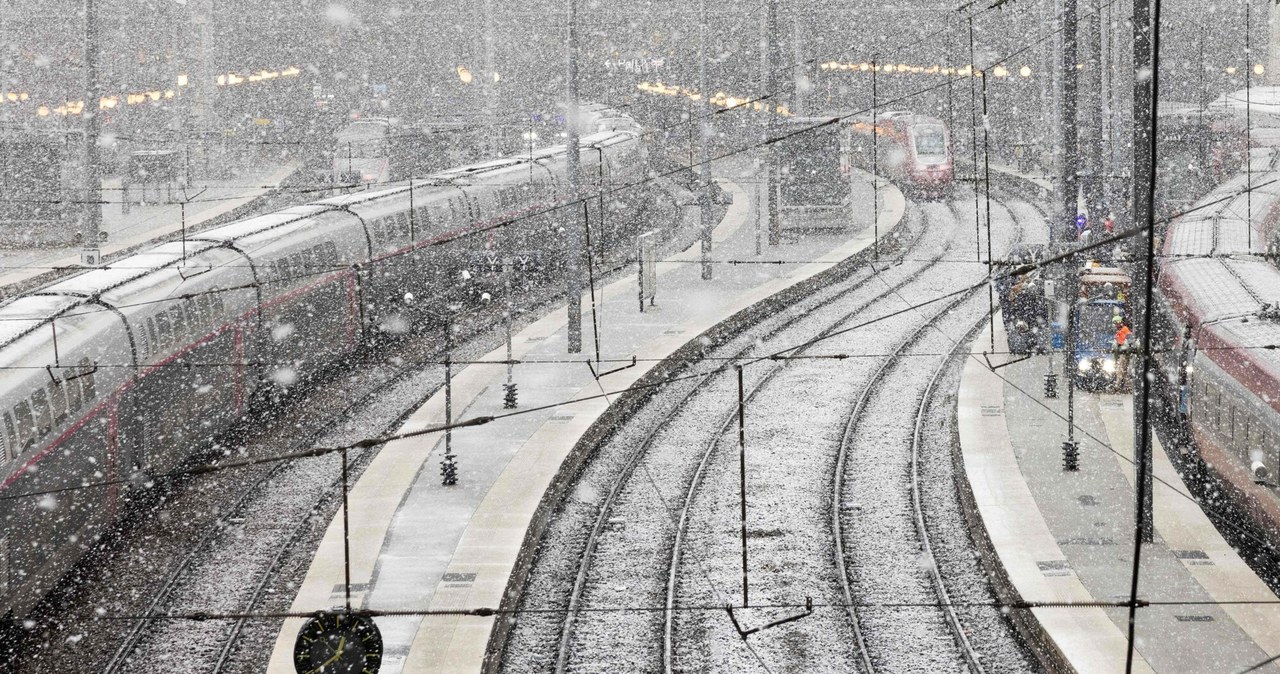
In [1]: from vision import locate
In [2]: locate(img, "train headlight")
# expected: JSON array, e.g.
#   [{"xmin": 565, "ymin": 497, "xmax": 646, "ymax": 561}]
[
  {"xmin": 1077, "ymin": 358, "xmax": 1091, "ymax": 372},
  {"xmin": 1102, "ymin": 358, "xmax": 1116, "ymax": 374}
]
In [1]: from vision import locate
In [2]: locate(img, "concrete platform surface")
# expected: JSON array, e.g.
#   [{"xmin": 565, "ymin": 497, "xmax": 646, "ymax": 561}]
[
  {"xmin": 265, "ymin": 166, "xmax": 908, "ymax": 673},
  {"xmin": 959, "ymin": 316, "xmax": 1280, "ymax": 673}
]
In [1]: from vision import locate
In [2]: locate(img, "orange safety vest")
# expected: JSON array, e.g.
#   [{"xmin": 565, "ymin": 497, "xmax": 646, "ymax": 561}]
[{"xmin": 1116, "ymin": 325, "xmax": 1132, "ymax": 345}]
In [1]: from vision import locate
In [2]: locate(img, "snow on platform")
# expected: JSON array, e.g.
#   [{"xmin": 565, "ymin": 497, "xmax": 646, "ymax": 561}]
[
  {"xmin": 0, "ymin": 161, "xmax": 298, "ymax": 292},
  {"xmin": 958, "ymin": 316, "xmax": 1280, "ymax": 673},
  {"xmin": 265, "ymin": 165, "xmax": 909, "ymax": 673}
]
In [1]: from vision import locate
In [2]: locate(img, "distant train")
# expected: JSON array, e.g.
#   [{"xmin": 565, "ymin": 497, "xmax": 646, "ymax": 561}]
[
  {"xmin": 0, "ymin": 104, "xmax": 652, "ymax": 619},
  {"xmin": 773, "ymin": 111, "xmax": 954, "ymax": 225},
  {"xmin": 845, "ymin": 111, "xmax": 954, "ymax": 198}
]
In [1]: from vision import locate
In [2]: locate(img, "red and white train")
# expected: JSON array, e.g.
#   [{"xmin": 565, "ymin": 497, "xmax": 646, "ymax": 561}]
[
  {"xmin": 1157, "ymin": 146, "xmax": 1280, "ymax": 546},
  {"xmin": 0, "ymin": 104, "xmax": 649, "ymax": 619},
  {"xmin": 845, "ymin": 110, "xmax": 954, "ymax": 197}
]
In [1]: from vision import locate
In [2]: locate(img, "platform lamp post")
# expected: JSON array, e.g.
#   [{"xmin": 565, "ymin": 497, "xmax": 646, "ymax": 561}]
[
  {"xmin": 80, "ymin": 0, "xmax": 104, "ymax": 266},
  {"xmin": 435, "ymin": 304, "xmax": 461, "ymax": 486}
]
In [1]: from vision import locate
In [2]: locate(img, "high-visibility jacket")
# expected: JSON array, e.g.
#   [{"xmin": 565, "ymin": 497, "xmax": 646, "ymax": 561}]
[{"xmin": 1116, "ymin": 325, "xmax": 1132, "ymax": 346}]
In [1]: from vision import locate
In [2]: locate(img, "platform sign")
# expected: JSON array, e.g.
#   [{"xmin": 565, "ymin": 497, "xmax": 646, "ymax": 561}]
[{"xmin": 638, "ymin": 230, "xmax": 659, "ymax": 312}]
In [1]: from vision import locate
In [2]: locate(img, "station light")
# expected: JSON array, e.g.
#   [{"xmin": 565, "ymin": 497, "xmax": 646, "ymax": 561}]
[
  {"xmin": 1020, "ymin": 65, "xmax": 1032, "ymax": 77},
  {"xmin": 457, "ymin": 65, "xmax": 474, "ymax": 84},
  {"xmin": 1226, "ymin": 66, "xmax": 1238, "ymax": 74},
  {"xmin": 993, "ymin": 65, "xmax": 1008, "ymax": 77},
  {"xmin": 1255, "ymin": 64, "xmax": 1266, "ymax": 76},
  {"xmin": 177, "ymin": 73, "xmax": 189, "ymax": 86}
]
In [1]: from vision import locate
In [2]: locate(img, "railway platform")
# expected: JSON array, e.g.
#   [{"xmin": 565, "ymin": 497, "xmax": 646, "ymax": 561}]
[
  {"xmin": 264, "ymin": 165, "xmax": 908, "ymax": 673},
  {"xmin": 0, "ymin": 160, "xmax": 299, "ymax": 292},
  {"xmin": 958, "ymin": 317, "xmax": 1280, "ymax": 673}
]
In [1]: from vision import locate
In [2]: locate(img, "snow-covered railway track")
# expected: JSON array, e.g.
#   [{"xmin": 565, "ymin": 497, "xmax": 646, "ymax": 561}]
[{"xmin": 505, "ymin": 193, "xmax": 1041, "ymax": 673}]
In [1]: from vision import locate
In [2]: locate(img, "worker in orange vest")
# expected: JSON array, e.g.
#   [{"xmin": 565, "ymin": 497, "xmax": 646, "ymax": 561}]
[{"xmin": 1113, "ymin": 318, "xmax": 1133, "ymax": 390}]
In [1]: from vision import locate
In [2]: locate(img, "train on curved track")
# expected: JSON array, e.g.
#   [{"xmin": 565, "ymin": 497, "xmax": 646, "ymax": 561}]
[
  {"xmin": 1155, "ymin": 121, "xmax": 1280, "ymax": 550},
  {"xmin": 0, "ymin": 104, "xmax": 652, "ymax": 620}
]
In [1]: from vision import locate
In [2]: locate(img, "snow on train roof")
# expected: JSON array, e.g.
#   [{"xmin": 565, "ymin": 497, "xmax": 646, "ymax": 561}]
[
  {"xmin": 1167, "ymin": 257, "xmax": 1262, "ymax": 323},
  {"xmin": 1213, "ymin": 315, "xmax": 1280, "ymax": 383},
  {"xmin": 0, "ymin": 295, "xmax": 81, "ymax": 348},
  {"xmin": 193, "ymin": 205, "xmax": 328, "ymax": 242},
  {"xmin": 39, "ymin": 243, "xmax": 202, "ymax": 298}
]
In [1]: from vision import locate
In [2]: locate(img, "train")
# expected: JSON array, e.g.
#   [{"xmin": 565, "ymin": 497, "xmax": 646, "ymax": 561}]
[
  {"xmin": 0, "ymin": 104, "xmax": 652, "ymax": 619},
  {"xmin": 772, "ymin": 111, "xmax": 954, "ymax": 226},
  {"xmin": 845, "ymin": 111, "xmax": 954, "ymax": 198},
  {"xmin": 1156, "ymin": 140, "xmax": 1280, "ymax": 549}
]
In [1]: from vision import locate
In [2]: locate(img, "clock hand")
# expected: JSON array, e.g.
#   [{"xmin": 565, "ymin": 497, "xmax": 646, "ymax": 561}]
[{"xmin": 304, "ymin": 636, "xmax": 346, "ymax": 674}]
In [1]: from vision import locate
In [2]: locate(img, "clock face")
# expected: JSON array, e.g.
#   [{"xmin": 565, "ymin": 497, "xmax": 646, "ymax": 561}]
[{"xmin": 293, "ymin": 611, "xmax": 383, "ymax": 674}]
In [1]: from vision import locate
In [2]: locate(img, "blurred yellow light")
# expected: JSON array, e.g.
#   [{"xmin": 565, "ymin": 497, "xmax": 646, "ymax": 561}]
[
  {"xmin": 177, "ymin": 73, "xmax": 189, "ymax": 86},
  {"xmin": 4, "ymin": 92, "xmax": 15, "ymax": 102},
  {"xmin": 860, "ymin": 62, "xmax": 870, "ymax": 71},
  {"xmin": 148, "ymin": 90, "xmax": 161, "ymax": 101},
  {"xmin": 1020, "ymin": 65, "xmax": 1032, "ymax": 77},
  {"xmin": 1226, "ymin": 66, "xmax": 1237, "ymax": 74},
  {"xmin": 164, "ymin": 90, "xmax": 174, "ymax": 99},
  {"xmin": 457, "ymin": 65, "xmax": 473, "ymax": 84},
  {"xmin": 492, "ymin": 71, "xmax": 501, "ymax": 83},
  {"xmin": 281, "ymin": 66, "xmax": 301, "ymax": 77},
  {"xmin": 1255, "ymin": 64, "xmax": 1265, "ymax": 75},
  {"xmin": 217, "ymin": 75, "xmax": 227, "ymax": 86},
  {"xmin": 18, "ymin": 92, "xmax": 28, "ymax": 101},
  {"xmin": 883, "ymin": 64, "xmax": 895, "ymax": 73},
  {"xmin": 993, "ymin": 65, "xmax": 1009, "ymax": 77},
  {"xmin": 37, "ymin": 106, "xmax": 49, "ymax": 117}
]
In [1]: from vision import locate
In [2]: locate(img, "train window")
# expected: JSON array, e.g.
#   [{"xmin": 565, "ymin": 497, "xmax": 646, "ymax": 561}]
[
  {"xmin": 170, "ymin": 305, "xmax": 187, "ymax": 340},
  {"xmin": 146, "ymin": 318, "xmax": 159, "ymax": 351},
  {"xmin": 291, "ymin": 252, "xmax": 307, "ymax": 277},
  {"xmin": 46, "ymin": 380, "xmax": 68, "ymax": 428},
  {"xmin": 12, "ymin": 401, "xmax": 33, "ymax": 450},
  {"xmin": 210, "ymin": 289, "xmax": 225, "ymax": 315},
  {"xmin": 2, "ymin": 412, "xmax": 16, "ymax": 460},
  {"xmin": 156, "ymin": 311, "xmax": 172, "ymax": 344},
  {"xmin": 64, "ymin": 368, "xmax": 83, "ymax": 413},
  {"xmin": 323, "ymin": 242, "xmax": 339, "ymax": 267},
  {"xmin": 274, "ymin": 258, "xmax": 289, "ymax": 282},
  {"xmin": 29, "ymin": 389, "xmax": 50, "ymax": 436}
]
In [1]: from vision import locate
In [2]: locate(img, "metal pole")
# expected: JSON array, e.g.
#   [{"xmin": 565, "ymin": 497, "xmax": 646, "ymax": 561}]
[
  {"xmin": 505, "ymin": 257, "xmax": 514, "ymax": 385},
  {"xmin": 341, "ymin": 448, "xmax": 352, "ymax": 612},
  {"xmin": 1246, "ymin": 0, "xmax": 1253, "ymax": 251},
  {"xmin": 1130, "ymin": 0, "xmax": 1157, "ymax": 552},
  {"xmin": 484, "ymin": 0, "xmax": 497, "ymax": 156},
  {"xmin": 1126, "ymin": 0, "xmax": 1162, "ymax": 663},
  {"xmin": 565, "ymin": 0, "xmax": 583, "ymax": 353},
  {"xmin": 980, "ymin": 69, "xmax": 996, "ymax": 351},
  {"xmin": 737, "ymin": 365, "xmax": 749, "ymax": 608},
  {"xmin": 765, "ymin": 0, "xmax": 780, "ymax": 247},
  {"xmin": 872, "ymin": 55, "xmax": 880, "ymax": 261},
  {"xmin": 967, "ymin": 21, "xmax": 981, "ymax": 261},
  {"xmin": 1060, "ymin": 0, "xmax": 1080, "ymax": 241},
  {"xmin": 698, "ymin": 0, "xmax": 713, "ymax": 280},
  {"xmin": 80, "ymin": 0, "xmax": 103, "ymax": 265}
]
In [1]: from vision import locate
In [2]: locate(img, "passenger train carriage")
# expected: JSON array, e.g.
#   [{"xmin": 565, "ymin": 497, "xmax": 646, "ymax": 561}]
[
  {"xmin": 1157, "ymin": 147, "xmax": 1280, "ymax": 548},
  {"xmin": 0, "ymin": 105, "xmax": 648, "ymax": 618}
]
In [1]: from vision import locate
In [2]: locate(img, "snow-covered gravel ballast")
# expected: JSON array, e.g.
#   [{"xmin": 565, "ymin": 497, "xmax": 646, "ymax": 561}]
[{"xmin": 501, "ymin": 193, "xmax": 1043, "ymax": 673}]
